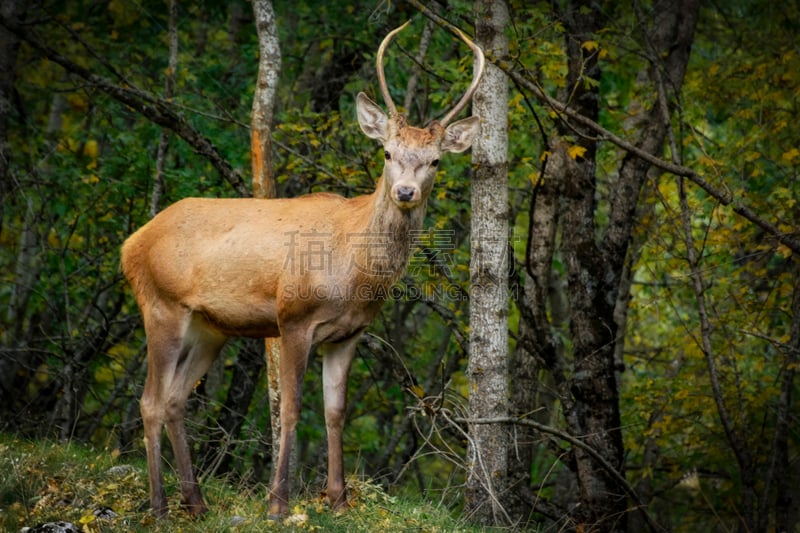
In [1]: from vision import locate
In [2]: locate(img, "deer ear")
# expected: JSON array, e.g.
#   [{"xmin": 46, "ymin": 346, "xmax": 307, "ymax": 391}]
[
  {"xmin": 441, "ymin": 116, "xmax": 480, "ymax": 153},
  {"xmin": 356, "ymin": 92, "xmax": 389, "ymax": 142}
]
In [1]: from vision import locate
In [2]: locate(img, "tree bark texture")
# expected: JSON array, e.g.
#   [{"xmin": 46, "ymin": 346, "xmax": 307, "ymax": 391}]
[
  {"xmin": 465, "ymin": 0, "xmax": 510, "ymax": 526},
  {"xmin": 551, "ymin": 4, "xmax": 628, "ymax": 530},
  {"xmin": 250, "ymin": 0, "xmax": 287, "ymax": 487},
  {"xmin": 508, "ymin": 137, "xmax": 569, "ymax": 523},
  {"xmin": 251, "ymin": 0, "xmax": 280, "ymax": 201}
]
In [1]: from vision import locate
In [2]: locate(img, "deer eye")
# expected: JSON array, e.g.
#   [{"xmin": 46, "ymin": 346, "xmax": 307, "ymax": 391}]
[
  {"xmin": 384, "ymin": 150, "xmax": 392, "ymax": 160},
  {"xmin": 431, "ymin": 159, "xmax": 440, "ymax": 167}
]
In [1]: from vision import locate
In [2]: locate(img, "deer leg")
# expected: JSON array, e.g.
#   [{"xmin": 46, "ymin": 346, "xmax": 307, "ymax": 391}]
[
  {"xmin": 140, "ymin": 313, "xmax": 185, "ymax": 518},
  {"xmin": 268, "ymin": 327, "xmax": 312, "ymax": 519},
  {"xmin": 320, "ymin": 333, "xmax": 360, "ymax": 511},
  {"xmin": 163, "ymin": 323, "xmax": 226, "ymax": 517},
  {"xmin": 141, "ymin": 364, "xmax": 169, "ymax": 517}
]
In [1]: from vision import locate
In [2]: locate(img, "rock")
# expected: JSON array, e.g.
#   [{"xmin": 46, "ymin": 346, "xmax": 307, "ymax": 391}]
[{"xmin": 20, "ymin": 522, "xmax": 83, "ymax": 533}]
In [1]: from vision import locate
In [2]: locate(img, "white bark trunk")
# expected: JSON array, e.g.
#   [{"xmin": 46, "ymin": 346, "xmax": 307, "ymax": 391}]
[
  {"xmin": 465, "ymin": 0, "xmax": 510, "ymax": 526},
  {"xmin": 250, "ymin": 0, "xmax": 288, "ymax": 485}
]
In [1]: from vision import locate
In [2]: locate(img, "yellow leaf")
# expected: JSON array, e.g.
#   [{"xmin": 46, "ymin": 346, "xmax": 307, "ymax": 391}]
[
  {"xmin": 79, "ymin": 512, "xmax": 96, "ymax": 525},
  {"xmin": 47, "ymin": 229, "xmax": 61, "ymax": 248},
  {"xmin": 581, "ymin": 40, "xmax": 599, "ymax": 52},
  {"xmin": 568, "ymin": 145, "xmax": 587, "ymax": 160},
  {"xmin": 83, "ymin": 139, "xmax": 99, "ymax": 158},
  {"xmin": 697, "ymin": 155, "xmax": 717, "ymax": 167},
  {"xmin": 781, "ymin": 147, "xmax": 800, "ymax": 164},
  {"xmin": 777, "ymin": 244, "xmax": 792, "ymax": 258},
  {"xmin": 67, "ymin": 93, "xmax": 88, "ymax": 113},
  {"xmin": 673, "ymin": 389, "xmax": 689, "ymax": 400}
]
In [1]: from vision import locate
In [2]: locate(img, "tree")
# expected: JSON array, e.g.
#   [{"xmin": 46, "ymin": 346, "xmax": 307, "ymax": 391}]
[
  {"xmin": 502, "ymin": 0, "xmax": 700, "ymax": 529},
  {"xmin": 249, "ymin": 0, "xmax": 287, "ymax": 497},
  {"xmin": 0, "ymin": 0, "xmax": 26, "ymax": 403},
  {"xmin": 463, "ymin": 0, "xmax": 510, "ymax": 527}
]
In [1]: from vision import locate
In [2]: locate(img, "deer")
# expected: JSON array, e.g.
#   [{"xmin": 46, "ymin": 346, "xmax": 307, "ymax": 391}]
[{"xmin": 121, "ymin": 21, "xmax": 485, "ymax": 519}]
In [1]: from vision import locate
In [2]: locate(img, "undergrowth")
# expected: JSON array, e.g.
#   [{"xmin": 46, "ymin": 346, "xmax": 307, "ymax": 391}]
[{"xmin": 0, "ymin": 434, "xmax": 483, "ymax": 532}]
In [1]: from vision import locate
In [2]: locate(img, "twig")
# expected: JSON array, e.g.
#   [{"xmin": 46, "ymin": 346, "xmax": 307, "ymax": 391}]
[{"xmin": 440, "ymin": 412, "xmax": 666, "ymax": 533}]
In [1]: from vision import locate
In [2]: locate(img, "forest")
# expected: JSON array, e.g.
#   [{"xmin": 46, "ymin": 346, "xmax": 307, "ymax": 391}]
[{"xmin": 1, "ymin": 0, "xmax": 798, "ymax": 531}]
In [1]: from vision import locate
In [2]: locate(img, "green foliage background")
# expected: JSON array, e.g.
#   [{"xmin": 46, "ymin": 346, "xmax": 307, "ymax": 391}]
[{"xmin": 1, "ymin": 0, "xmax": 797, "ymax": 530}]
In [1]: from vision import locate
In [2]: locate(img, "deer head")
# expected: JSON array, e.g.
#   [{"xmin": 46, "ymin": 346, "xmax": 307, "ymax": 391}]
[{"xmin": 355, "ymin": 21, "xmax": 484, "ymax": 210}]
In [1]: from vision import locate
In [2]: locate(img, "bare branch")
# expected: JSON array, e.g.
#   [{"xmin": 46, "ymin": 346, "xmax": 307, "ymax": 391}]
[{"xmin": 446, "ymin": 413, "xmax": 666, "ymax": 533}]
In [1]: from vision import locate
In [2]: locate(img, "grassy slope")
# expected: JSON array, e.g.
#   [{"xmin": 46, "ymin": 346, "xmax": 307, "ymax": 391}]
[{"xmin": 0, "ymin": 434, "xmax": 484, "ymax": 532}]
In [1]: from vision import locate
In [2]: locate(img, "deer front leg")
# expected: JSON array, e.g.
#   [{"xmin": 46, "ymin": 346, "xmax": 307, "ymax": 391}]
[
  {"xmin": 268, "ymin": 328, "xmax": 312, "ymax": 519},
  {"xmin": 320, "ymin": 334, "xmax": 360, "ymax": 511}
]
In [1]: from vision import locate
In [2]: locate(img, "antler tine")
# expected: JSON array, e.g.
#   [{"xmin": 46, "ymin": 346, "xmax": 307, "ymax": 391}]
[
  {"xmin": 440, "ymin": 27, "xmax": 485, "ymax": 127},
  {"xmin": 376, "ymin": 21, "xmax": 411, "ymax": 117}
]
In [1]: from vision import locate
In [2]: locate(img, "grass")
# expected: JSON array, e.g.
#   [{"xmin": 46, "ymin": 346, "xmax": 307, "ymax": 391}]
[{"xmin": 0, "ymin": 434, "xmax": 484, "ymax": 532}]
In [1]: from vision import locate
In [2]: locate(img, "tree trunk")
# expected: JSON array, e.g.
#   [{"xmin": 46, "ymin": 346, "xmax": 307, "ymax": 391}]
[
  {"xmin": 551, "ymin": 1, "xmax": 699, "ymax": 530},
  {"xmin": 250, "ymin": 0, "xmax": 285, "ymax": 486},
  {"xmin": 149, "ymin": 0, "xmax": 178, "ymax": 217},
  {"xmin": 550, "ymin": 3, "xmax": 628, "ymax": 529},
  {"xmin": 507, "ymin": 136, "xmax": 568, "ymax": 523},
  {"xmin": 0, "ymin": 0, "xmax": 25, "ymax": 236},
  {"xmin": 0, "ymin": 0, "xmax": 27, "ymax": 409},
  {"xmin": 251, "ymin": 0, "xmax": 280, "ymax": 201},
  {"xmin": 465, "ymin": 0, "xmax": 510, "ymax": 526}
]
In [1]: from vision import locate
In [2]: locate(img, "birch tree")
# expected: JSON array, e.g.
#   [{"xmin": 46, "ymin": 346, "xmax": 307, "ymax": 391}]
[
  {"xmin": 250, "ymin": 0, "xmax": 285, "ymax": 483},
  {"xmin": 464, "ymin": 0, "xmax": 510, "ymax": 526}
]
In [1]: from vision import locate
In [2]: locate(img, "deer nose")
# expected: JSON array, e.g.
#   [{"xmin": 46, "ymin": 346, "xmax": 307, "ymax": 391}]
[{"xmin": 396, "ymin": 185, "xmax": 416, "ymax": 202}]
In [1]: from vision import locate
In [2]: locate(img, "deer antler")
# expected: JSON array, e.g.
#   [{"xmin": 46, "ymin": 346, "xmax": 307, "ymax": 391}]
[
  {"xmin": 376, "ymin": 21, "xmax": 410, "ymax": 117},
  {"xmin": 376, "ymin": 21, "xmax": 485, "ymax": 124},
  {"xmin": 440, "ymin": 26, "xmax": 485, "ymax": 126}
]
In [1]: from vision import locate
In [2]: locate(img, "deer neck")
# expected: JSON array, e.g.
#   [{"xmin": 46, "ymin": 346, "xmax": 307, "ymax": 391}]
[{"xmin": 356, "ymin": 174, "xmax": 427, "ymax": 284}]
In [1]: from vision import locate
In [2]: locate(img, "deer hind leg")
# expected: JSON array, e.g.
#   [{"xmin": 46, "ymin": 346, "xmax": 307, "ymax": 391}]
[
  {"xmin": 141, "ymin": 343, "xmax": 172, "ymax": 518},
  {"xmin": 164, "ymin": 319, "xmax": 227, "ymax": 516},
  {"xmin": 320, "ymin": 333, "xmax": 360, "ymax": 511},
  {"xmin": 141, "ymin": 310, "xmax": 225, "ymax": 517},
  {"xmin": 268, "ymin": 326, "xmax": 312, "ymax": 519}
]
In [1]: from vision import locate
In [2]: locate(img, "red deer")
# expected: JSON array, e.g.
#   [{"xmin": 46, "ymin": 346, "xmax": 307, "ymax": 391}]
[{"xmin": 121, "ymin": 21, "xmax": 484, "ymax": 519}]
